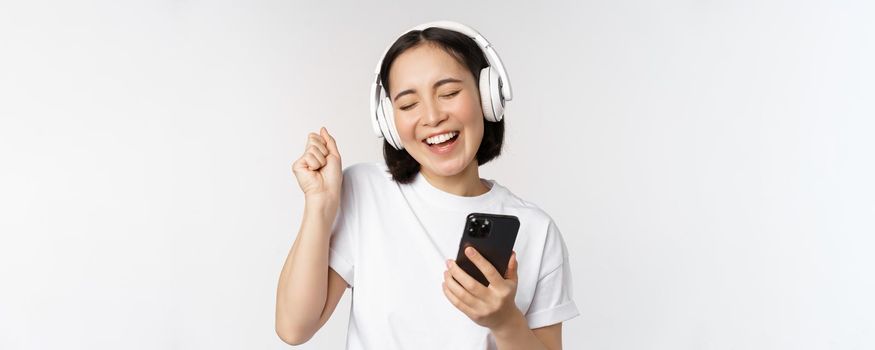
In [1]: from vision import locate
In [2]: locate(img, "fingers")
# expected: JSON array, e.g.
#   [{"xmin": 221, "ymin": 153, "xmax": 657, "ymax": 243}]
[
  {"xmin": 302, "ymin": 152, "xmax": 324, "ymax": 171},
  {"xmin": 447, "ymin": 259, "xmax": 487, "ymax": 295},
  {"xmin": 307, "ymin": 133, "xmax": 329, "ymax": 156},
  {"xmin": 443, "ymin": 267, "xmax": 480, "ymax": 308},
  {"xmin": 321, "ymin": 127, "xmax": 340, "ymax": 159},
  {"xmin": 505, "ymin": 251, "xmax": 518, "ymax": 280},
  {"xmin": 463, "ymin": 247, "xmax": 504, "ymax": 285},
  {"xmin": 300, "ymin": 128, "xmax": 331, "ymax": 171},
  {"xmin": 291, "ymin": 156, "xmax": 309, "ymax": 173},
  {"xmin": 442, "ymin": 281, "xmax": 478, "ymax": 315},
  {"xmin": 307, "ymin": 148, "xmax": 327, "ymax": 168},
  {"xmin": 442, "ymin": 268, "xmax": 481, "ymax": 316}
]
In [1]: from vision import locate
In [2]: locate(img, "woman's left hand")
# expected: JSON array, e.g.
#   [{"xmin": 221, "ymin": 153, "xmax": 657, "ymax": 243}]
[{"xmin": 442, "ymin": 247, "xmax": 521, "ymax": 330}]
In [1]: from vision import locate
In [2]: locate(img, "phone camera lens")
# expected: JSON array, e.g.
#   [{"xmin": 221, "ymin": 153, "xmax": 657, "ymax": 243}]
[
  {"xmin": 478, "ymin": 222, "xmax": 491, "ymax": 236},
  {"xmin": 467, "ymin": 217, "xmax": 492, "ymax": 237}
]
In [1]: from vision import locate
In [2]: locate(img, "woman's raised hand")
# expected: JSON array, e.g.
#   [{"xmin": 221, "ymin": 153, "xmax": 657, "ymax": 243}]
[{"xmin": 291, "ymin": 127, "xmax": 342, "ymax": 205}]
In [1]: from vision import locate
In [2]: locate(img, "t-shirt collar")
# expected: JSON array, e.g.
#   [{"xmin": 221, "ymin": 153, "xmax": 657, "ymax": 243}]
[{"xmin": 409, "ymin": 170, "xmax": 503, "ymax": 212}]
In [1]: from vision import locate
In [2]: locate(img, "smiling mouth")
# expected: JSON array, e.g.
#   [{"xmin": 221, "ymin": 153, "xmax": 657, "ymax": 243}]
[{"xmin": 422, "ymin": 131, "xmax": 460, "ymax": 146}]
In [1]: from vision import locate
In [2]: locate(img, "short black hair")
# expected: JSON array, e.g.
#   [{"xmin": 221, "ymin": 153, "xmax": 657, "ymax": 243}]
[{"xmin": 379, "ymin": 27, "xmax": 505, "ymax": 184}]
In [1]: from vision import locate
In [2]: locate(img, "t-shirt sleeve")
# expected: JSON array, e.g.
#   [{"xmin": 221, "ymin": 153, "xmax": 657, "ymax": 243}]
[
  {"xmin": 524, "ymin": 219, "xmax": 580, "ymax": 329},
  {"xmin": 327, "ymin": 167, "xmax": 358, "ymax": 288}
]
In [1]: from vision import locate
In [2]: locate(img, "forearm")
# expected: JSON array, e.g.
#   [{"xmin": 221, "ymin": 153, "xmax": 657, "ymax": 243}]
[
  {"xmin": 275, "ymin": 201, "xmax": 337, "ymax": 338},
  {"xmin": 491, "ymin": 310, "xmax": 549, "ymax": 350}
]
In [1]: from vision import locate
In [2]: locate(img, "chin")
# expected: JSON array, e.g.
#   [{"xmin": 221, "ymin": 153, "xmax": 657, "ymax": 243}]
[{"xmin": 422, "ymin": 156, "xmax": 472, "ymax": 177}]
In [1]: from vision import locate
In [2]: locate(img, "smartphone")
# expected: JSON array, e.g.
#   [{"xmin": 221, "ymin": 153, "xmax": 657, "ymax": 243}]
[{"xmin": 454, "ymin": 212, "xmax": 520, "ymax": 287}]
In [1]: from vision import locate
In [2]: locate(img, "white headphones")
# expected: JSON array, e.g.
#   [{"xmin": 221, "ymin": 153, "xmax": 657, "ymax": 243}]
[{"xmin": 369, "ymin": 20, "xmax": 514, "ymax": 150}]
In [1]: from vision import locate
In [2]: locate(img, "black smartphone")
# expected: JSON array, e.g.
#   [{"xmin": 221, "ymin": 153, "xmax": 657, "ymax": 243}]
[{"xmin": 455, "ymin": 212, "xmax": 520, "ymax": 287}]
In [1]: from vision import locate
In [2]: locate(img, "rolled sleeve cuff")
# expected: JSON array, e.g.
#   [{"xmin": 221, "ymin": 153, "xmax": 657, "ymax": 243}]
[
  {"xmin": 525, "ymin": 300, "xmax": 580, "ymax": 329},
  {"xmin": 328, "ymin": 247, "xmax": 354, "ymax": 288}
]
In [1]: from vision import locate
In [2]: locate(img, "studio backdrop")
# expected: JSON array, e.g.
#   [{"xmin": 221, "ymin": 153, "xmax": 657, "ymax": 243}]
[{"xmin": 1, "ymin": 1, "xmax": 873, "ymax": 349}]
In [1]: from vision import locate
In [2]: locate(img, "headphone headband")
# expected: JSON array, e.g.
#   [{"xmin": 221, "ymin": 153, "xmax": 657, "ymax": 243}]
[{"xmin": 372, "ymin": 21, "xmax": 513, "ymax": 101}]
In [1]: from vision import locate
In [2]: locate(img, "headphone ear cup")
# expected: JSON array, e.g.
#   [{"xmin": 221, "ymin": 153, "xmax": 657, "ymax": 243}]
[
  {"xmin": 371, "ymin": 82, "xmax": 384, "ymax": 138},
  {"xmin": 372, "ymin": 99, "xmax": 386, "ymax": 138},
  {"xmin": 380, "ymin": 96, "xmax": 404, "ymax": 150},
  {"xmin": 478, "ymin": 66, "xmax": 504, "ymax": 122},
  {"xmin": 375, "ymin": 93, "xmax": 397, "ymax": 150}
]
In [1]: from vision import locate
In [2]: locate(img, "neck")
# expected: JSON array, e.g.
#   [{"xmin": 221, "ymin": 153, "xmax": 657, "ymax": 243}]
[{"xmin": 420, "ymin": 160, "xmax": 490, "ymax": 197}]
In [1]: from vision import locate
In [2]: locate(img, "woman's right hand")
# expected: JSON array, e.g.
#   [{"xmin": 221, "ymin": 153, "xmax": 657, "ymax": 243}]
[{"xmin": 291, "ymin": 127, "xmax": 342, "ymax": 206}]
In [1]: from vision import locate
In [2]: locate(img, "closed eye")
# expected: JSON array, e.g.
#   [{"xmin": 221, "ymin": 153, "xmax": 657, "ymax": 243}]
[{"xmin": 399, "ymin": 91, "xmax": 461, "ymax": 111}]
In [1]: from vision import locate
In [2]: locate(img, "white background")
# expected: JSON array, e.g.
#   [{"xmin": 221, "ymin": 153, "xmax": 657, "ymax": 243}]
[{"xmin": 1, "ymin": 1, "xmax": 874, "ymax": 349}]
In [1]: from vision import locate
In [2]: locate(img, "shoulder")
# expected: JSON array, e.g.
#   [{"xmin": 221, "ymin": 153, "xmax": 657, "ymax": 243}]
[
  {"xmin": 493, "ymin": 182, "xmax": 570, "ymax": 279},
  {"xmin": 335, "ymin": 162, "xmax": 392, "ymax": 219},
  {"xmin": 342, "ymin": 161, "xmax": 384, "ymax": 177},
  {"xmin": 339, "ymin": 162, "xmax": 395, "ymax": 196},
  {"xmin": 491, "ymin": 181, "xmax": 558, "ymax": 227},
  {"xmin": 341, "ymin": 161, "xmax": 392, "ymax": 182}
]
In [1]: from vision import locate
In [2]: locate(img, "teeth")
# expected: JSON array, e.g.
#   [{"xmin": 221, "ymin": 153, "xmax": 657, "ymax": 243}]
[{"xmin": 425, "ymin": 131, "xmax": 459, "ymax": 145}]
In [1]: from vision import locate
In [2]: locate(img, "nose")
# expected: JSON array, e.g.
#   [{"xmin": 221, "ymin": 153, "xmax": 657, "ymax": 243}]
[{"xmin": 421, "ymin": 98, "xmax": 447, "ymax": 127}]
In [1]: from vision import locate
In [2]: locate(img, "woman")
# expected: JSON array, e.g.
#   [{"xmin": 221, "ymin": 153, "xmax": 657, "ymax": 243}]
[{"xmin": 276, "ymin": 21, "xmax": 579, "ymax": 349}]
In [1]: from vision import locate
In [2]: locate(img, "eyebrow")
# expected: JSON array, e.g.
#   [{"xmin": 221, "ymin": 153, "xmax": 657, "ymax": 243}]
[{"xmin": 393, "ymin": 77, "xmax": 463, "ymax": 102}]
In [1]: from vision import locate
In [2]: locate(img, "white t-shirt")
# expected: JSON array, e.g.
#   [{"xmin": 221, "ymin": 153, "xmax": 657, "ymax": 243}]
[{"xmin": 328, "ymin": 162, "xmax": 579, "ymax": 350}]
